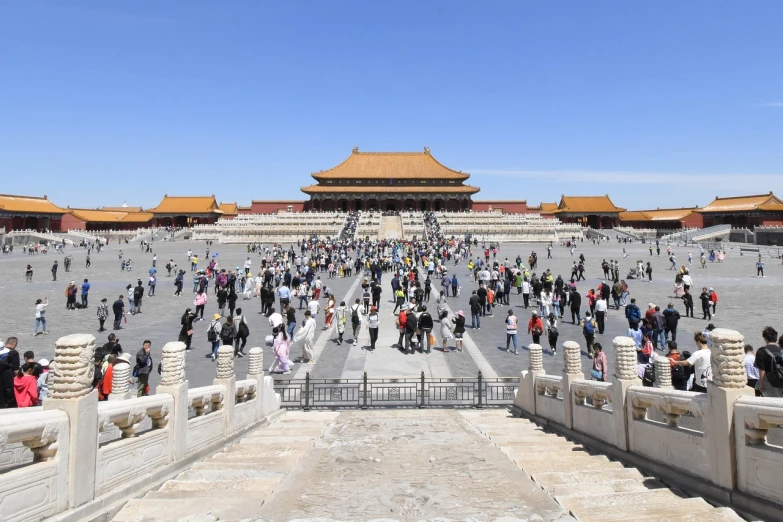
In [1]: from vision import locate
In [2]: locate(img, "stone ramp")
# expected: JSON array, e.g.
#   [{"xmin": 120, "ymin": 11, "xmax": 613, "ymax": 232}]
[
  {"xmin": 111, "ymin": 411, "xmax": 339, "ymax": 521},
  {"xmin": 460, "ymin": 409, "xmax": 744, "ymax": 522},
  {"xmin": 380, "ymin": 214, "xmax": 403, "ymax": 240}
]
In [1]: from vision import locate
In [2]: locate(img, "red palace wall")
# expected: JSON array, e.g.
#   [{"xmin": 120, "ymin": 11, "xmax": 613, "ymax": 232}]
[
  {"xmin": 681, "ymin": 213, "xmax": 704, "ymax": 229},
  {"xmin": 60, "ymin": 213, "xmax": 86, "ymax": 231},
  {"xmin": 249, "ymin": 201, "xmax": 307, "ymax": 214},
  {"xmin": 470, "ymin": 201, "xmax": 529, "ymax": 213}
]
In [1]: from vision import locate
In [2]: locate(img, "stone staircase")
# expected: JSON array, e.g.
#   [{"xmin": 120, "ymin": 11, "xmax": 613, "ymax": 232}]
[
  {"xmin": 112, "ymin": 411, "xmax": 339, "ymax": 521},
  {"xmin": 460, "ymin": 409, "xmax": 743, "ymax": 522},
  {"xmin": 379, "ymin": 214, "xmax": 403, "ymax": 240}
]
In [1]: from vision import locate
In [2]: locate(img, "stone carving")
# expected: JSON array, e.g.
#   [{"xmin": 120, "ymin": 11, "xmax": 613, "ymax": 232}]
[
  {"xmin": 563, "ymin": 341, "xmax": 581, "ymax": 374},
  {"xmin": 150, "ymin": 404, "xmax": 171, "ymax": 429},
  {"xmin": 112, "ymin": 361, "xmax": 131, "ymax": 395},
  {"xmin": 613, "ymin": 336, "xmax": 638, "ymax": 380},
  {"xmin": 160, "ymin": 341, "xmax": 187, "ymax": 386},
  {"xmin": 528, "ymin": 344, "xmax": 543, "ymax": 371},
  {"xmin": 40, "ymin": 422, "xmax": 60, "ymax": 446},
  {"xmin": 248, "ymin": 347, "xmax": 263, "ymax": 376},
  {"xmin": 117, "ymin": 406, "xmax": 147, "ymax": 438},
  {"xmin": 50, "ymin": 334, "xmax": 97, "ymax": 399},
  {"xmin": 654, "ymin": 355, "xmax": 673, "ymax": 389},
  {"xmin": 216, "ymin": 345, "xmax": 235, "ymax": 379},
  {"xmin": 0, "ymin": 431, "xmax": 8, "ymax": 453},
  {"xmin": 709, "ymin": 328, "xmax": 746, "ymax": 389}
]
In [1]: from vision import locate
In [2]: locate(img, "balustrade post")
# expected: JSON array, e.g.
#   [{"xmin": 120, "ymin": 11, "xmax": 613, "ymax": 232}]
[
  {"xmin": 156, "ymin": 341, "xmax": 188, "ymax": 461},
  {"xmin": 705, "ymin": 328, "xmax": 753, "ymax": 489},
  {"xmin": 419, "ymin": 371, "xmax": 426, "ymax": 408},
  {"xmin": 362, "ymin": 371, "xmax": 368, "ymax": 409},
  {"xmin": 476, "ymin": 371, "xmax": 484, "ymax": 409},
  {"xmin": 304, "ymin": 371, "xmax": 311, "ymax": 411},
  {"xmin": 43, "ymin": 334, "xmax": 99, "ymax": 508},
  {"xmin": 613, "ymin": 336, "xmax": 640, "ymax": 451},
  {"xmin": 514, "ymin": 343, "xmax": 544, "ymax": 415},
  {"xmin": 108, "ymin": 357, "xmax": 133, "ymax": 401},
  {"xmin": 214, "ymin": 345, "xmax": 236, "ymax": 434},
  {"xmin": 561, "ymin": 341, "xmax": 583, "ymax": 429}
]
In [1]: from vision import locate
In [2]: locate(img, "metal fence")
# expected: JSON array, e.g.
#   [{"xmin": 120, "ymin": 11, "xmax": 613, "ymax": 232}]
[{"xmin": 273, "ymin": 371, "xmax": 519, "ymax": 410}]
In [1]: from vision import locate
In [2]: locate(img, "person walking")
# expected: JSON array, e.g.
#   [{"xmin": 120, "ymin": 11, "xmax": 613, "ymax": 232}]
[
  {"xmin": 207, "ymin": 314, "xmax": 222, "ymax": 361},
  {"xmin": 708, "ymin": 288, "xmax": 718, "ymax": 317},
  {"xmin": 51, "ymin": 260, "xmax": 58, "ymax": 281},
  {"xmin": 366, "ymin": 306, "xmax": 380, "ymax": 351},
  {"xmin": 285, "ymin": 304, "xmax": 297, "ymax": 340},
  {"xmin": 294, "ymin": 310, "xmax": 316, "ymax": 363},
  {"xmin": 440, "ymin": 310, "xmax": 454, "ymax": 353},
  {"xmin": 527, "ymin": 310, "xmax": 544, "ymax": 345},
  {"xmin": 148, "ymin": 274, "xmax": 157, "ymax": 297},
  {"xmin": 234, "ymin": 308, "xmax": 249, "ymax": 356},
  {"xmin": 569, "ymin": 286, "xmax": 582, "ymax": 324},
  {"xmin": 220, "ymin": 316, "xmax": 237, "ymax": 357},
  {"xmin": 134, "ymin": 341, "xmax": 152, "ymax": 397},
  {"xmin": 754, "ymin": 327, "xmax": 783, "ymax": 397},
  {"xmin": 594, "ymin": 295, "xmax": 607, "ymax": 334},
  {"xmin": 419, "ymin": 306, "xmax": 434, "ymax": 354},
  {"xmin": 132, "ymin": 281, "xmax": 144, "ymax": 315},
  {"xmin": 546, "ymin": 312, "xmax": 558, "ymax": 355},
  {"xmin": 682, "ymin": 290, "xmax": 695, "ymax": 318},
  {"xmin": 174, "ymin": 270, "xmax": 184, "ymax": 296},
  {"xmin": 591, "ymin": 343, "xmax": 608, "ymax": 381},
  {"xmin": 469, "ymin": 290, "xmax": 481, "ymax": 329},
  {"xmin": 97, "ymin": 298, "xmax": 108, "ymax": 332},
  {"xmin": 581, "ymin": 311, "xmax": 597, "ymax": 358},
  {"xmin": 334, "ymin": 301, "xmax": 347, "ymax": 345},
  {"xmin": 112, "ymin": 295, "xmax": 125, "ymax": 330},
  {"xmin": 505, "ymin": 309, "xmax": 519, "ymax": 354},
  {"xmin": 179, "ymin": 308, "xmax": 196, "ymax": 351},
  {"xmin": 81, "ymin": 279, "xmax": 91, "ymax": 308},
  {"xmin": 33, "ymin": 298, "xmax": 48, "ymax": 336},
  {"xmin": 625, "ymin": 298, "xmax": 641, "ymax": 328},
  {"xmin": 269, "ymin": 326, "xmax": 292, "ymax": 374},
  {"xmin": 350, "ymin": 299, "xmax": 362, "ymax": 343},
  {"xmin": 451, "ymin": 310, "xmax": 465, "ymax": 352}
]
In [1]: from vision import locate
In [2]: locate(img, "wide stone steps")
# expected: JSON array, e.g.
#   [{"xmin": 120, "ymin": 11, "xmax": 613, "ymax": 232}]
[
  {"xmin": 111, "ymin": 411, "xmax": 339, "ymax": 521},
  {"xmin": 460, "ymin": 410, "xmax": 744, "ymax": 522}
]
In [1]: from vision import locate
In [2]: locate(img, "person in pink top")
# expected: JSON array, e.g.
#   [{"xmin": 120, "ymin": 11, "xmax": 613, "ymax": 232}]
[{"xmin": 591, "ymin": 343, "xmax": 608, "ymax": 382}]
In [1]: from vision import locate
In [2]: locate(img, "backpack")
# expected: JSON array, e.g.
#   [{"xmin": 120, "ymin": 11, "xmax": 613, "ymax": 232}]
[
  {"xmin": 238, "ymin": 318, "xmax": 249, "ymax": 338},
  {"xmin": 548, "ymin": 325, "xmax": 558, "ymax": 337},
  {"xmin": 351, "ymin": 306, "xmax": 360, "ymax": 325},
  {"xmin": 763, "ymin": 348, "xmax": 783, "ymax": 388},
  {"xmin": 671, "ymin": 362, "xmax": 687, "ymax": 385},
  {"xmin": 207, "ymin": 323, "xmax": 218, "ymax": 342},
  {"xmin": 583, "ymin": 320, "xmax": 595, "ymax": 336},
  {"xmin": 642, "ymin": 364, "xmax": 655, "ymax": 387}
]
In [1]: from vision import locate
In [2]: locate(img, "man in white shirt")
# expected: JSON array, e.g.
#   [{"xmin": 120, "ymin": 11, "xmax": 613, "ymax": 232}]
[
  {"xmin": 308, "ymin": 298, "xmax": 321, "ymax": 318},
  {"xmin": 243, "ymin": 257, "xmax": 252, "ymax": 275},
  {"xmin": 268, "ymin": 307, "xmax": 283, "ymax": 329},
  {"xmin": 594, "ymin": 297, "xmax": 608, "ymax": 334},
  {"xmin": 674, "ymin": 332, "xmax": 711, "ymax": 392},
  {"xmin": 744, "ymin": 345, "xmax": 760, "ymax": 391}
]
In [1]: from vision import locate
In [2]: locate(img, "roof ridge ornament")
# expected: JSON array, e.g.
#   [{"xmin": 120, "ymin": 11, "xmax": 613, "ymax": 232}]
[
  {"xmin": 424, "ymin": 147, "xmax": 430, "ymax": 154},
  {"xmin": 352, "ymin": 146, "xmax": 359, "ymax": 154}
]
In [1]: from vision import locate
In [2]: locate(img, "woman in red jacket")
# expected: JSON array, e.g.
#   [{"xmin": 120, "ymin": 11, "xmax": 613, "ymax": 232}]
[{"xmin": 14, "ymin": 362, "xmax": 39, "ymax": 408}]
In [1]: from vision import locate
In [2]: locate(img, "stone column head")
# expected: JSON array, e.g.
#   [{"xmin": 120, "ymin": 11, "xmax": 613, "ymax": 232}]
[
  {"xmin": 563, "ymin": 341, "xmax": 581, "ymax": 374},
  {"xmin": 248, "ymin": 347, "xmax": 263, "ymax": 376},
  {"xmin": 216, "ymin": 345, "xmax": 235, "ymax": 379},
  {"xmin": 50, "ymin": 334, "xmax": 96, "ymax": 399},
  {"xmin": 653, "ymin": 355, "xmax": 673, "ymax": 389},
  {"xmin": 708, "ymin": 328, "xmax": 746, "ymax": 389},
  {"xmin": 111, "ymin": 360, "xmax": 132, "ymax": 395},
  {"xmin": 528, "ymin": 344, "xmax": 543, "ymax": 371},
  {"xmin": 160, "ymin": 341, "xmax": 187, "ymax": 386},
  {"xmin": 613, "ymin": 336, "xmax": 638, "ymax": 380}
]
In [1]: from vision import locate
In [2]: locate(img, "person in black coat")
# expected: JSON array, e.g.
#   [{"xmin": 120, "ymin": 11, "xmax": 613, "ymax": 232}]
[
  {"xmin": 569, "ymin": 288, "xmax": 582, "ymax": 324},
  {"xmin": 0, "ymin": 338, "xmax": 21, "ymax": 408},
  {"xmin": 179, "ymin": 308, "xmax": 196, "ymax": 351}
]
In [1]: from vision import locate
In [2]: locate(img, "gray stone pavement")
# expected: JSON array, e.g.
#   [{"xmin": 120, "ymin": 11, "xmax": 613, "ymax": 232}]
[{"xmin": 1, "ymin": 238, "xmax": 780, "ymax": 388}]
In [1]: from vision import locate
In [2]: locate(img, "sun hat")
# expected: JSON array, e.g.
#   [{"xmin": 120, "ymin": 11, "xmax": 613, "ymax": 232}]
[
  {"xmin": 456, "ymin": 310, "xmax": 464, "ymax": 317},
  {"xmin": 213, "ymin": 313, "xmax": 221, "ymax": 320},
  {"xmin": 38, "ymin": 358, "xmax": 50, "ymax": 367},
  {"xmin": 117, "ymin": 353, "xmax": 132, "ymax": 364}
]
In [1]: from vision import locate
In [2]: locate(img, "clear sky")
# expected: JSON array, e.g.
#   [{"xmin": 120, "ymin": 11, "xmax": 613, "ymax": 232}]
[{"xmin": 1, "ymin": 1, "xmax": 782, "ymax": 210}]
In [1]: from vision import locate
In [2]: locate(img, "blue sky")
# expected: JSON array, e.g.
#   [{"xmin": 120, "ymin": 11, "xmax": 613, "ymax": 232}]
[{"xmin": 1, "ymin": 1, "xmax": 781, "ymax": 210}]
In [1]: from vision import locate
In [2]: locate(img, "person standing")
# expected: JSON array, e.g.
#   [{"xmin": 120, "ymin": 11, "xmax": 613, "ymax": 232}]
[
  {"xmin": 756, "ymin": 258, "xmax": 765, "ymax": 278},
  {"xmin": 744, "ymin": 345, "xmax": 760, "ymax": 394},
  {"xmin": 451, "ymin": 310, "xmax": 465, "ymax": 352},
  {"xmin": 179, "ymin": 308, "xmax": 196, "ymax": 351},
  {"xmin": 682, "ymin": 290, "xmax": 694, "ymax": 318},
  {"xmin": 469, "ymin": 290, "xmax": 481, "ymax": 330},
  {"xmin": 594, "ymin": 295, "xmax": 607, "ymax": 335},
  {"xmin": 220, "ymin": 316, "xmax": 237, "ymax": 356},
  {"xmin": 295, "ymin": 310, "xmax": 317, "ymax": 363},
  {"xmin": 366, "ymin": 306, "xmax": 380, "ymax": 351},
  {"xmin": 625, "ymin": 298, "xmax": 641, "ymax": 328},
  {"xmin": 270, "ymin": 326, "xmax": 291, "ymax": 374},
  {"xmin": 33, "ymin": 298, "xmax": 48, "ymax": 336},
  {"xmin": 334, "ymin": 301, "xmax": 347, "ymax": 345},
  {"xmin": 134, "ymin": 341, "xmax": 152, "ymax": 397},
  {"xmin": 581, "ymin": 312, "xmax": 597, "ymax": 358},
  {"xmin": 234, "ymin": 308, "xmax": 249, "ymax": 356},
  {"xmin": 148, "ymin": 274, "xmax": 157, "ymax": 297},
  {"xmin": 699, "ymin": 287, "xmax": 712, "ymax": 320},
  {"xmin": 663, "ymin": 303, "xmax": 680, "ymax": 342},
  {"xmin": 674, "ymin": 332, "xmax": 712, "ymax": 392},
  {"xmin": 521, "ymin": 278, "xmax": 531, "ymax": 308},
  {"xmin": 51, "ymin": 260, "xmax": 58, "ymax": 281},
  {"xmin": 350, "ymin": 299, "xmax": 362, "ymax": 343},
  {"xmin": 651, "ymin": 306, "xmax": 666, "ymax": 350},
  {"xmin": 708, "ymin": 288, "xmax": 718, "ymax": 317},
  {"xmin": 14, "ymin": 363, "xmax": 39, "ymax": 407},
  {"xmin": 754, "ymin": 327, "xmax": 783, "ymax": 397},
  {"xmin": 25, "ymin": 264, "xmax": 33, "ymax": 282},
  {"xmin": 666, "ymin": 341, "xmax": 689, "ymax": 391},
  {"xmin": 207, "ymin": 314, "xmax": 222, "ymax": 361},
  {"xmin": 505, "ymin": 309, "xmax": 518, "ymax": 354},
  {"xmin": 286, "ymin": 304, "xmax": 297, "ymax": 340},
  {"xmin": 65, "ymin": 281, "xmax": 77, "ymax": 310},
  {"xmin": 569, "ymin": 286, "xmax": 582, "ymax": 324},
  {"xmin": 546, "ymin": 312, "xmax": 558, "ymax": 355},
  {"xmin": 112, "ymin": 295, "xmax": 125, "ymax": 330},
  {"xmin": 132, "ymin": 280, "xmax": 144, "ymax": 314},
  {"xmin": 81, "ymin": 279, "xmax": 91, "ymax": 308},
  {"xmin": 591, "ymin": 343, "xmax": 608, "ymax": 381},
  {"xmin": 97, "ymin": 298, "xmax": 109, "ymax": 332},
  {"xmin": 0, "ymin": 337, "xmax": 21, "ymax": 408}
]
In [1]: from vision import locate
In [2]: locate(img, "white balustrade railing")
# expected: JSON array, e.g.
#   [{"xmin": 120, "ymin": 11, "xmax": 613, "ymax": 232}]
[{"xmin": 734, "ymin": 396, "xmax": 783, "ymax": 505}]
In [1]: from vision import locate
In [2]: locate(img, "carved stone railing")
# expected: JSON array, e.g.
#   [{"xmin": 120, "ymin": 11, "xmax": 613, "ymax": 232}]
[
  {"xmin": 572, "ymin": 380, "xmax": 612, "ymax": 410},
  {"xmin": 536, "ymin": 375, "xmax": 562, "ymax": 399},
  {"xmin": 734, "ymin": 396, "xmax": 783, "ymax": 506},
  {"xmin": 0, "ymin": 333, "xmax": 281, "ymax": 522},
  {"xmin": 627, "ymin": 386, "xmax": 707, "ymax": 427}
]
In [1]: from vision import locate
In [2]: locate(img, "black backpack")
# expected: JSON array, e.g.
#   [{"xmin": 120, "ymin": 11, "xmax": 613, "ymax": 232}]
[
  {"xmin": 763, "ymin": 348, "xmax": 783, "ymax": 388},
  {"xmin": 351, "ymin": 306, "xmax": 360, "ymax": 324},
  {"xmin": 642, "ymin": 364, "xmax": 655, "ymax": 387},
  {"xmin": 671, "ymin": 361, "xmax": 687, "ymax": 385}
]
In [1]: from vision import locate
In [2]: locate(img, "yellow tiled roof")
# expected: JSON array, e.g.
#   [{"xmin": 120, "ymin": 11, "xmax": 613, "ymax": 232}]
[
  {"xmin": 699, "ymin": 193, "xmax": 782, "ymax": 213},
  {"xmin": 0, "ymin": 194, "xmax": 65, "ymax": 214},
  {"xmin": 218, "ymin": 203, "xmax": 239, "ymax": 215},
  {"xmin": 101, "ymin": 206, "xmax": 144, "ymax": 212},
  {"xmin": 554, "ymin": 195, "xmax": 626, "ymax": 214},
  {"xmin": 620, "ymin": 208, "xmax": 698, "ymax": 222},
  {"xmin": 312, "ymin": 148, "xmax": 470, "ymax": 181},
  {"xmin": 301, "ymin": 184, "xmax": 479, "ymax": 194},
  {"xmin": 149, "ymin": 196, "xmax": 222, "ymax": 215},
  {"xmin": 539, "ymin": 202, "xmax": 558, "ymax": 212},
  {"xmin": 68, "ymin": 209, "xmax": 154, "ymax": 223}
]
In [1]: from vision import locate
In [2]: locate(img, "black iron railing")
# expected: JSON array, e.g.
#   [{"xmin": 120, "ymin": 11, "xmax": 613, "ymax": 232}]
[{"xmin": 272, "ymin": 371, "xmax": 519, "ymax": 410}]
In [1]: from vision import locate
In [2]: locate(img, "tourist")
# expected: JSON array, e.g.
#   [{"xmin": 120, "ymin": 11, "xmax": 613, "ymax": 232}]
[
  {"xmin": 14, "ymin": 362, "xmax": 39, "ymax": 407},
  {"xmin": 451, "ymin": 310, "xmax": 465, "ymax": 352},
  {"xmin": 392, "ymin": 287, "xmax": 405, "ymax": 315},
  {"xmin": 112, "ymin": 295, "xmax": 125, "ymax": 330},
  {"xmin": 51, "ymin": 260, "xmax": 58, "ymax": 281},
  {"xmin": 625, "ymin": 298, "xmax": 641, "ymax": 328},
  {"xmin": 285, "ymin": 304, "xmax": 297, "ymax": 339},
  {"xmin": 148, "ymin": 274, "xmax": 156, "ymax": 297},
  {"xmin": 334, "ymin": 301, "xmax": 347, "ymax": 345},
  {"xmin": 753, "ymin": 327, "xmax": 782, "ymax": 397},
  {"xmin": 65, "ymin": 280, "xmax": 77, "ymax": 310},
  {"xmin": 440, "ymin": 310, "xmax": 453, "ymax": 352},
  {"xmin": 708, "ymin": 287, "xmax": 718, "ymax": 317},
  {"xmin": 0, "ymin": 337, "xmax": 21, "ymax": 408},
  {"xmin": 699, "ymin": 287, "xmax": 712, "ymax": 320},
  {"xmin": 207, "ymin": 314, "xmax": 222, "ymax": 361},
  {"xmin": 366, "ymin": 305, "xmax": 380, "ymax": 351},
  {"xmin": 665, "ymin": 341, "xmax": 688, "ymax": 391},
  {"xmin": 744, "ymin": 345, "xmax": 760, "ymax": 395},
  {"xmin": 581, "ymin": 311, "xmax": 597, "ymax": 358},
  {"xmin": 220, "ymin": 316, "xmax": 237, "ymax": 357},
  {"xmin": 33, "ymin": 298, "xmax": 48, "ymax": 336},
  {"xmin": 81, "ymin": 278, "xmax": 91, "ymax": 307},
  {"xmin": 179, "ymin": 308, "xmax": 196, "ymax": 351},
  {"xmin": 194, "ymin": 289, "xmax": 207, "ymax": 321},
  {"xmin": 756, "ymin": 258, "xmax": 764, "ymax": 278},
  {"xmin": 307, "ymin": 296, "xmax": 321, "ymax": 323},
  {"xmin": 505, "ymin": 309, "xmax": 519, "ymax": 354},
  {"xmin": 682, "ymin": 290, "xmax": 694, "ymax": 318},
  {"xmin": 594, "ymin": 294, "xmax": 607, "ymax": 334},
  {"xmin": 569, "ymin": 286, "xmax": 581, "ymax": 324},
  {"xmin": 270, "ymin": 326, "xmax": 291, "ymax": 374},
  {"xmin": 418, "ymin": 306, "xmax": 434, "ymax": 354},
  {"xmin": 25, "ymin": 264, "xmax": 33, "ymax": 282},
  {"xmin": 546, "ymin": 312, "xmax": 558, "ymax": 355},
  {"xmin": 469, "ymin": 290, "xmax": 481, "ymax": 329},
  {"xmin": 234, "ymin": 308, "xmax": 249, "ymax": 356},
  {"xmin": 97, "ymin": 298, "xmax": 108, "ymax": 332},
  {"xmin": 436, "ymin": 291, "xmax": 448, "ymax": 321},
  {"xmin": 528, "ymin": 310, "xmax": 544, "ymax": 346},
  {"xmin": 404, "ymin": 305, "xmax": 419, "ymax": 354},
  {"xmin": 216, "ymin": 286, "xmax": 227, "ymax": 317},
  {"xmin": 324, "ymin": 294, "xmax": 336, "ymax": 328},
  {"xmin": 674, "ymin": 332, "xmax": 711, "ymax": 392},
  {"xmin": 663, "ymin": 303, "xmax": 680, "ymax": 342},
  {"xmin": 350, "ymin": 299, "xmax": 362, "ymax": 343},
  {"xmin": 651, "ymin": 306, "xmax": 666, "ymax": 350},
  {"xmin": 294, "ymin": 310, "xmax": 316, "ymax": 363},
  {"xmin": 591, "ymin": 343, "xmax": 607, "ymax": 381},
  {"xmin": 268, "ymin": 307, "xmax": 283, "ymax": 330},
  {"xmin": 134, "ymin": 340, "xmax": 152, "ymax": 397},
  {"xmin": 227, "ymin": 286, "xmax": 237, "ymax": 317}
]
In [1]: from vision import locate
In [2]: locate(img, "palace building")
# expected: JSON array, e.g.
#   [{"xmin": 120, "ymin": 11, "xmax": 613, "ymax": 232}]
[
  {"xmin": 552, "ymin": 195, "xmax": 626, "ymax": 229},
  {"xmin": 148, "ymin": 195, "xmax": 224, "ymax": 227},
  {"xmin": 300, "ymin": 147, "xmax": 480, "ymax": 212},
  {"xmin": 0, "ymin": 194, "xmax": 66, "ymax": 232}
]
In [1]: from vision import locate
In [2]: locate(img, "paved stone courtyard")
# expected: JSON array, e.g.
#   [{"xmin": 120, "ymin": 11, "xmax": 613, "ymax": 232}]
[{"xmin": 1, "ymin": 238, "xmax": 779, "ymax": 389}]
